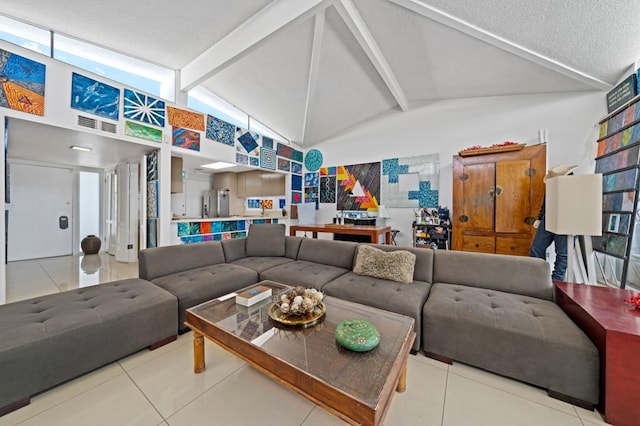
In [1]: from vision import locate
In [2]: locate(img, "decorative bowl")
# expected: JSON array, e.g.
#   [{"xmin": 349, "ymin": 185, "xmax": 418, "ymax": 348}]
[{"xmin": 267, "ymin": 302, "xmax": 326, "ymax": 327}]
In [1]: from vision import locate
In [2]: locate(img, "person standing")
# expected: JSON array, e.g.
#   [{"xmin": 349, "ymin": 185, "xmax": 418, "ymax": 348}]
[{"xmin": 530, "ymin": 165, "xmax": 578, "ymax": 281}]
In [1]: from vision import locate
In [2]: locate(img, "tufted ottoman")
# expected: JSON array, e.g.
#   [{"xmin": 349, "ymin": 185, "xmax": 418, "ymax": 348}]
[
  {"xmin": 0, "ymin": 278, "xmax": 178, "ymax": 416},
  {"xmin": 422, "ymin": 283, "xmax": 600, "ymax": 407}
]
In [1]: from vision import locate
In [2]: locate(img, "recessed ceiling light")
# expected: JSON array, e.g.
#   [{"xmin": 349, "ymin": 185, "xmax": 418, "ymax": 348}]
[
  {"xmin": 201, "ymin": 161, "xmax": 235, "ymax": 170},
  {"xmin": 70, "ymin": 145, "xmax": 92, "ymax": 152}
]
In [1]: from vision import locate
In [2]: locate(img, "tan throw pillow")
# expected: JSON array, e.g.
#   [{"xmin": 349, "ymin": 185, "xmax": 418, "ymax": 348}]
[{"xmin": 353, "ymin": 245, "xmax": 416, "ymax": 284}]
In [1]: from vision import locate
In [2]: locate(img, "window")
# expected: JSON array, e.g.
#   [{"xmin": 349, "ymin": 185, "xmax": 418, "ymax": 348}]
[
  {"xmin": 0, "ymin": 15, "xmax": 50, "ymax": 55},
  {"xmin": 53, "ymin": 34, "xmax": 175, "ymax": 100},
  {"xmin": 188, "ymin": 86, "xmax": 290, "ymax": 143}
]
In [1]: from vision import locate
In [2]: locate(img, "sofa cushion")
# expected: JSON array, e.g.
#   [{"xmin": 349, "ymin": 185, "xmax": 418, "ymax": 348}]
[
  {"xmin": 246, "ymin": 223, "xmax": 286, "ymax": 257},
  {"xmin": 260, "ymin": 260, "xmax": 349, "ymax": 290},
  {"xmin": 232, "ymin": 256, "xmax": 293, "ymax": 273},
  {"xmin": 221, "ymin": 237, "xmax": 246, "ymax": 263},
  {"xmin": 151, "ymin": 263, "xmax": 259, "ymax": 331},
  {"xmin": 323, "ymin": 272, "xmax": 431, "ymax": 351},
  {"xmin": 139, "ymin": 241, "xmax": 226, "ymax": 281},
  {"xmin": 353, "ymin": 245, "xmax": 416, "ymax": 284},
  {"xmin": 433, "ymin": 250, "xmax": 554, "ymax": 301},
  {"xmin": 422, "ymin": 283, "xmax": 599, "ymax": 404},
  {"xmin": 297, "ymin": 238, "xmax": 357, "ymax": 269},
  {"xmin": 363, "ymin": 244, "xmax": 434, "ymax": 283}
]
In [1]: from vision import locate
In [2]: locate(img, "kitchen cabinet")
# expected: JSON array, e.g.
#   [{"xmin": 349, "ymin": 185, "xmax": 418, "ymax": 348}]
[
  {"xmin": 452, "ymin": 144, "xmax": 546, "ymax": 256},
  {"xmin": 235, "ymin": 171, "xmax": 285, "ymax": 197},
  {"xmin": 171, "ymin": 157, "xmax": 183, "ymax": 193}
]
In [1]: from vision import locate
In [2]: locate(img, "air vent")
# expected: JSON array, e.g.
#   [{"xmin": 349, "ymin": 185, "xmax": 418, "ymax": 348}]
[
  {"xmin": 100, "ymin": 121, "xmax": 117, "ymax": 134},
  {"xmin": 77, "ymin": 115, "xmax": 97, "ymax": 129}
]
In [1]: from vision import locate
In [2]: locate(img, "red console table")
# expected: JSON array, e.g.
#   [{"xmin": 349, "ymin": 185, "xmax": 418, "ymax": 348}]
[{"xmin": 554, "ymin": 282, "xmax": 640, "ymax": 426}]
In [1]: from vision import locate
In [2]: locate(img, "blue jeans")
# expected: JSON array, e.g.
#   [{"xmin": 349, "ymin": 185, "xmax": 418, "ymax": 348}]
[{"xmin": 530, "ymin": 215, "xmax": 568, "ymax": 281}]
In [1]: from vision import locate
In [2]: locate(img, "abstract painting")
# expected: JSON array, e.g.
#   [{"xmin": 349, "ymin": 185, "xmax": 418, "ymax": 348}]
[
  {"xmin": 337, "ymin": 162, "xmax": 380, "ymax": 211},
  {"xmin": 279, "ymin": 198, "xmax": 286, "ymax": 209},
  {"xmin": 260, "ymin": 147, "xmax": 276, "ymax": 170},
  {"xmin": 167, "ymin": 106, "xmax": 204, "ymax": 131},
  {"xmin": 146, "ymin": 149, "xmax": 158, "ymax": 181},
  {"xmin": 304, "ymin": 172, "xmax": 319, "ymax": 187},
  {"xmin": 236, "ymin": 127, "xmax": 260, "ymax": 155},
  {"xmin": 291, "ymin": 162, "xmax": 303, "ymax": 175},
  {"xmin": 172, "ymin": 126, "xmax": 200, "ymax": 151},
  {"xmin": 277, "ymin": 158, "xmax": 290, "ymax": 172},
  {"xmin": 291, "ymin": 191, "xmax": 302, "ymax": 204},
  {"xmin": 71, "ymin": 72, "xmax": 120, "ymax": 120},
  {"xmin": 381, "ymin": 154, "xmax": 439, "ymax": 208},
  {"xmin": 292, "ymin": 174, "xmax": 302, "ymax": 191},
  {"xmin": 262, "ymin": 136, "xmax": 273, "ymax": 149},
  {"xmin": 146, "ymin": 181, "xmax": 158, "ymax": 218},
  {"xmin": 248, "ymin": 199, "xmax": 260, "ymax": 208},
  {"xmin": 236, "ymin": 153, "xmax": 249, "ymax": 165},
  {"xmin": 0, "ymin": 49, "xmax": 45, "ymax": 116},
  {"xmin": 123, "ymin": 89, "xmax": 165, "ymax": 127},
  {"xmin": 250, "ymin": 157, "xmax": 259, "ymax": 167},
  {"xmin": 125, "ymin": 121, "xmax": 162, "ymax": 143},
  {"xmin": 276, "ymin": 142, "xmax": 303, "ymax": 162},
  {"xmin": 260, "ymin": 199, "xmax": 273, "ymax": 209},
  {"xmin": 305, "ymin": 186, "xmax": 318, "ymax": 203},
  {"xmin": 320, "ymin": 166, "xmax": 336, "ymax": 176},
  {"xmin": 206, "ymin": 115, "xmax": 235, "ymax": 146},
  {"xmin": 320, "ymin": 176, "xmax": 336, "ymax": 203}
]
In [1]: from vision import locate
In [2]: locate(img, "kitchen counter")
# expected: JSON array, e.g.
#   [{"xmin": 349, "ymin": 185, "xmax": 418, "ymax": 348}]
[{"xmin": 170, "ymin": 216, "xmax": 289, "ymax": 245}]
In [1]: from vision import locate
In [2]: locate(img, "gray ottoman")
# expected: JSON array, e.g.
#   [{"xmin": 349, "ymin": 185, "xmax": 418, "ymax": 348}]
[
  {"xmin": 0, "ymin": 278, "xmax": 178, "ymax": 416},
  {"xmin": 422, "ymin": 283, "xmax": 600, "ymax": 407}
]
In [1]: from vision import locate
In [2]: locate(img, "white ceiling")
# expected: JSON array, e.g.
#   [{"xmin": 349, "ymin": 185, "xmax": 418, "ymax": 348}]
[{"xmin": 1, "ymin": 0, "xmax": 639, "ymax": 165}]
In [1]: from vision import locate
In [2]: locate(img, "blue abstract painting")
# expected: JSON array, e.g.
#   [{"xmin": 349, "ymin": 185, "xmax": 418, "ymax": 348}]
[
  {"xmin": 236, "ymin": 153, "xmax": 249, "ymax": 164},
  {"xmin": 304, "ymin": 172, "xmax": 319, "ymax": 187},
  {"xmin": 236, "ymin": 127, "xmax": 260, "ymax": 155},
  {"xmin": 172, "ymin": 126, "xmax": 200, "ymax": 151},
  {"xmin": 291, "ymin": 162, "xmax": 302, "ymax": 175},
  {"xmin": 0, "ymin": 49, "xmax": 46, "ymax": 116},
  {"xmin": 292, "ymin": 174, "xmax": 302, "ymax": 191},
  {"xmin": 206, "ymin": 115, "xmax": 235, "ymax": 146},
  {"xmin": 71, "ymin": 72, "xmax": 120, "ymax": 120},
  {"xmin": 381, "ymin": 154, "xmax": 439, "ymax": 208},
  {"xmin": 123, "ymin": 88, "xmax": 165, "ymax": 127}
]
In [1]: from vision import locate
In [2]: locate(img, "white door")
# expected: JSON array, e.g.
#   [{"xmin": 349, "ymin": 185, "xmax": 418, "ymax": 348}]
[{"xmin": 8, "ymin": 163, "xmax": 74, "ymax": 261}]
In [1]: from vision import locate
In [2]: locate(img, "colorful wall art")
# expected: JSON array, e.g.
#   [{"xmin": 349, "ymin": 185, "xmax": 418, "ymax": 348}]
[
  {"xmin": 260, "ymin": 147, "xmax": 276, "ymax": 170},
  {"xmin": 125, "ymin": 120, "xmax": 162, "ymax": 143},
  {"xmin": 276, "ymin": 142, "xmax": 303, "ymax": 162},
  {"xmin": 172, "ymin": 126, "xmax": 200, "ymax": 151},
  {"xmin": 336, "ymin": 162, "xmax": 381, "ymax": 211},
  {"xmin": 167, "ymin": 106, "xmax": 204, "ymax": 131},
  {"xmin": 0, "ymin": 49, "xmax": 45, "ymax": 116},
  {"xmin": 381, "ymin": 154, "xmax": 439, "ymax": 208},
  {"xmin": 277, "ymin": 158, "xmax": 290, "ymax": 172},
  {"xmin": 291, "ymin": 162, "xmax": 302, "ymax": 175},
  {"xmin": 71, "ymin": 72, "xmax": 120, "ymax": 120},
  {"xmin": 320, "ymin": 176, "xmax": 336, "ymax": 203},
  {"xmin": 206, "ymin": 115, "xmax": 235, "ymax": 146},
  {"xmin": 123, "ymin": 89, "xmax": 165, "ymax": 127}
]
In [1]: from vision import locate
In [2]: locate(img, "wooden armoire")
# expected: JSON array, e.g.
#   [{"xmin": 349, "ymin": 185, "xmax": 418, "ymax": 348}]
[{"xmin": 452, "ymin": 144, "xmax": 546, "ymax": 256}]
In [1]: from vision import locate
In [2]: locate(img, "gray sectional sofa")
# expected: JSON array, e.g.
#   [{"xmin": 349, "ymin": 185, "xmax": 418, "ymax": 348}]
[{"xmin": 0, "ymin": 223, "xmax": 600, "ymax": 417}]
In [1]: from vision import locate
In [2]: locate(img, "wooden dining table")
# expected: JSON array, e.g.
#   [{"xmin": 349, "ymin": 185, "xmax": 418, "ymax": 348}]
[{"xmin": 289, "ymin": 224, "xmax": 392, "ymax": 244}]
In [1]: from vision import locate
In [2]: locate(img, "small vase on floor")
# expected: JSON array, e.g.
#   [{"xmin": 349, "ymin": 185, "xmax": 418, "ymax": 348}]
[{"xmin": 81, "ymin": 235, "xmax": 101, "ymax": 255}]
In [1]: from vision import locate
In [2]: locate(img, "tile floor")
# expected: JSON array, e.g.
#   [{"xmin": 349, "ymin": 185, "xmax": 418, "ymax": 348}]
[{"xmin": 1, "ymin": 254, "xmax": 611, "ymax": 426}]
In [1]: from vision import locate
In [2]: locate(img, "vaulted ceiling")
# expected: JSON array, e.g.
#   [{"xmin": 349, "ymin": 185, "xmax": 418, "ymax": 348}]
[{"xmin": 1, "ymin": 0, "xmax": 639, "ymax": 148}]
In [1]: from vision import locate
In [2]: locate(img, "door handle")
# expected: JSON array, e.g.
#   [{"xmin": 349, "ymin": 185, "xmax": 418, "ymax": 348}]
[
  {"xmin": 59, "ymin": 216, "xmax": 69, "ymax": 229},
  {"xmin": 495, "ymin": 185, "xmax": 503, "ymax": 196}
]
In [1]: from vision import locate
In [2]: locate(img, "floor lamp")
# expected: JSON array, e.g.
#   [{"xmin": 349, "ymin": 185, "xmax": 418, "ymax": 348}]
[{"xmin": 545, "ymin": 174, "xmax": 602, "ymax": 283}]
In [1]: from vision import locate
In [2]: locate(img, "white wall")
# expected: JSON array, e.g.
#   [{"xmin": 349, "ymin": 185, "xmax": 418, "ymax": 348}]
[{"xmin": 311, "ymin": 91, "xmax": 607, "ymax": 247}]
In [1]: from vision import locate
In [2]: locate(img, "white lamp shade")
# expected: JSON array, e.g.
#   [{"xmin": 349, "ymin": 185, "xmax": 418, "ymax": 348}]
[
  {"xmin": 377, "ymin": 205, "xmax": 391, "ymax": 218},
  {"xmin": 545, "ymin": 174, "xmax": 602, "ymax": 236}
]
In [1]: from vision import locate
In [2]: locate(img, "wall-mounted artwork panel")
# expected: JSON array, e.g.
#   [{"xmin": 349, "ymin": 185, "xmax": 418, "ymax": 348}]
[
  {"xmin": 71, "ymin": 72, "xmax": 119, "ymax": 120},
  {"xmin": 336, "ymin": 162, "xmax": 380, "ymax": 211},
  {"xmin": 381, "ymin": 154, "xmax": 439, "ymax": 208},
  {"xmin": 0, "ymin": 49, "xmax": 45, "ymax": 116},
  {"xmin": 123, "ymin": 89, "xmax": 165, "ymax": 127}
]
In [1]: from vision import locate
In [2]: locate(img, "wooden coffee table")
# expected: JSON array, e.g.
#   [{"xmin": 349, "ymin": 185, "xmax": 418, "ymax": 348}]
[{"xmin": 185, "ymin": 281, "xmax": 415, "ymax": 426}]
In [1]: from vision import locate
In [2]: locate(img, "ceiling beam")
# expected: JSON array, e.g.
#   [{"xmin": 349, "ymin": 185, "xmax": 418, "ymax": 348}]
[
  {"xmin": 180, "ymin": 0, "xmax": 330, "ymax": 91},
  {"xmin": 335, "ymin": 0, "xmax": 410, "ymax": 111},
  {"xmin": 302, "ymin": 11, "xmax": 326, "ymax": 142},
  {"xmin": 390, "ymin": 0, "xmax": 611, "ymax": 91}
]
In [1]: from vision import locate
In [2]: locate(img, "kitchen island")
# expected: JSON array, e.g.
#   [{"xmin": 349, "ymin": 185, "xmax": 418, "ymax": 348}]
[{"xmin": 170, "ymin": 216, "xmax": 288, "ymax": 245}]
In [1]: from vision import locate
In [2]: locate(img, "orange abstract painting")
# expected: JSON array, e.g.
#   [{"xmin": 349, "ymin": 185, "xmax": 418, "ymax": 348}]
[{"xmin": 167, "ymin": 106, "xmax": 204, "ymax": 131}]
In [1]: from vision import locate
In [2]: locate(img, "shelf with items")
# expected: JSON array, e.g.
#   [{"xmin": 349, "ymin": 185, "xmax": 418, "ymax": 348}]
[
  {"xmin": 412, "ymin": 222, "xmax": 450, "ymax": 250},
  {"xmin": 594, "ymin": 95, "xmax": 640, "ymax": 288}
]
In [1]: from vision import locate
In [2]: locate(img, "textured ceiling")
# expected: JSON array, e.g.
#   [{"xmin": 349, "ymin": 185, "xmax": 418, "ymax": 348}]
[{"xmin": 1, "ymin": 0, "xmax": 639, "ymax": 155}]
